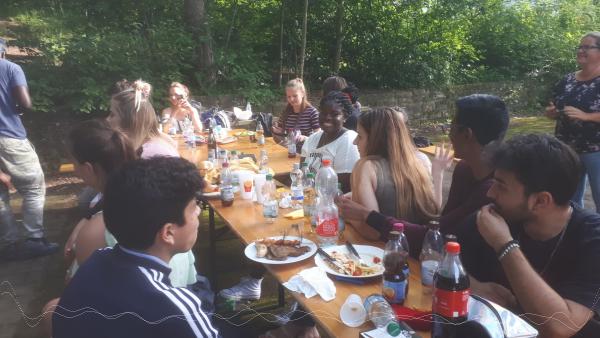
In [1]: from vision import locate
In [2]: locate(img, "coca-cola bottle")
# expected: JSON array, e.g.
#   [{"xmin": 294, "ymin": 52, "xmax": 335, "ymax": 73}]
[
  {"xmin": 432, "ymin": 242, "xmax": 470, "ymax": 338},
  {"xmin": 382, "ymin": 230, "xmax": 408, "ymax": 305}
]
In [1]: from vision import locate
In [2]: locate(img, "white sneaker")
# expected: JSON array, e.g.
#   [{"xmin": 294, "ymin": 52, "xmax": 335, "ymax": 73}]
[{"xmin": 219, "ymin": 277, "xmax": 262, "ymax": 300}]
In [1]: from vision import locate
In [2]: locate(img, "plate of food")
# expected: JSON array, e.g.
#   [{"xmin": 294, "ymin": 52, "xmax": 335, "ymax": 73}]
[
  {"xmin": 245, "ymin": 236, "xmax": 317, "ymax": 265},
  {"xmin": 314, "ymin": 245, "xmax": 384, "ymax": 278}
]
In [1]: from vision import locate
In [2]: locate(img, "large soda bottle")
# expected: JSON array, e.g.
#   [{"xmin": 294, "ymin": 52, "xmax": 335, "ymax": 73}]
[
  {"xmin": 420, "ymin": 220, "xmax": 444, "ymax": 294},
  {"xmin": 303, "ymin": 173, "xmax": 317, "ymax": 233},
  {"xmin": 315, "ymin": 159, "xmax": 339, "ymax": 246},
  {"xmin": 208, "ymin": 126, "xmax": 218, "ymax": 154},
  {"xmin": 290, "ymin": 163, "xmax": 304, "ymax": 209},
  {"xmin": 432, "ymin": 242, "xmax": 470, "ymax": 338},
  {"xmin": 287, "ymin": 129, "xmax": 297, "ymax": 158},
  {"xmin": 262, "ymin": 174, "xmax": 278, "ymax": 223},
  {"xmin": 392, "ymin": 223, "xmax": 410, "ymax": 281},
  {"xmin": 220, "ymin": 162, "xmax": 234, "ymax": 207},
  {"xmin": 382, "ymin": 230, "xmax": 408, "ymax": 305},
  {"xmin": 364, "ymin": 294, "xmax": 402, "ymax": 337}
]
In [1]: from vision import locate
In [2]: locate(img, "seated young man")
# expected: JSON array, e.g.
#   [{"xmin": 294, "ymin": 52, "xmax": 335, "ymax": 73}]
[
  {"xmin": 457, "ymin": 134, "xmax": 599, "ymax": 337},
  {"xmin": 52, "ymin": 157, "xmax": 219, "ymax": 338},
  {"xmin": 337, "ymin": 94, "xmax": 509, "ymax": 257}
]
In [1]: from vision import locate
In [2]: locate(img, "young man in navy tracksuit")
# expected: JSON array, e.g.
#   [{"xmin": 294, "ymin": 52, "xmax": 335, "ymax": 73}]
[{"xmin": 52, "ymin": 157, "xmax": 219, "ymax": 338}]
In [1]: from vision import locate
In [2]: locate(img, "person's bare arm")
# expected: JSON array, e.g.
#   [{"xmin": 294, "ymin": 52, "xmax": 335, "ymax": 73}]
[
  {"xmin": 75, "ymin": 213, "xmax": 107, "ymax": 266},
  {"xmin": 12, "ymin": 86, "xmax": 32, "ymax": 113},
  {"xmin": 431, "ymin": 143, "xmax": 453, "ymax": 208},
  {"xmin": 347, "ymin": 161, "xmax": 381, "ymax": 240},
  {"xmin": 477, "ymin": 205, "xmax": 593, "ymax": 337}
]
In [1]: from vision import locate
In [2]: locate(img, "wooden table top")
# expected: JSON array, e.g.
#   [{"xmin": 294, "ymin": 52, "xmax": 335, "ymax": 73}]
[
  {"xmin": 207, "ymin": 197, "xmax": 432, "ymax": 338},
  {"xmin": 177, "ymin": 130, "xmax": 300, "ymax": 175}
]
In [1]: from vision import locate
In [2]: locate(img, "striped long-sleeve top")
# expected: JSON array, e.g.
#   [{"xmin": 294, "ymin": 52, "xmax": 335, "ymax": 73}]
[{"xmin": 53, "ymin": 245, "xmax": 219, "ymax": 338}]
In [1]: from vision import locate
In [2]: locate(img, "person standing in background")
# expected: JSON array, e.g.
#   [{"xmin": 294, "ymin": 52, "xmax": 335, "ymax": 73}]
[
  {"xmin": 0, "ymin": 38, "xmax": 57, "ymax": 260},
  {"xmin": 545, "ymin": 32, "xmax": 600, "ymax": 211}
]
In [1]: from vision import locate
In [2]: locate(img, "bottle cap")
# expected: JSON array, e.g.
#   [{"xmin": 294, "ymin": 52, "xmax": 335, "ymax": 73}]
[
  {"xmin": 386, "ymin": 322, "xmax": 401, "ymax": 336},
  {"xmin": 446, "ymin": 242, "xmax": 460, "ymax": 254},
  {"xmin": 266, "ymin": 174, "xmax": 273, "ymax": 180},
  {"xmin": 428, "ymin": 220, "xmax": 440, "ymax": 229},
  {"xmin": 445, "ymin": 234, "xmax": 457, "ymax": 243},
  {"xmin": 392, "ymin": 223, "xmax": 404, "ymax": 231},
  {"xmin": 231, "ymin": 150, "xmax": 237, "ymax": 155},
  {"xmin": 322, "ymin": 159, "xmax": 331, "ymax": 166},
  {"xmin": 306, "ymin": 173, "xmax": 315, "ymax": 178},
  {"xmin": 301, "ymin": 162, "xmax": 308, "ymax": 167}
]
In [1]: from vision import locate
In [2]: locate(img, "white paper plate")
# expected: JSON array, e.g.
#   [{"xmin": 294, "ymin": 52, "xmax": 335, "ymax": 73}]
[
  {"xmin": 244, "ymin": 236, "xmax": 317, "ymax": 265},
  {"xmin": 314, "ymin": 245, "xmax": 384, "ymax": 279}
]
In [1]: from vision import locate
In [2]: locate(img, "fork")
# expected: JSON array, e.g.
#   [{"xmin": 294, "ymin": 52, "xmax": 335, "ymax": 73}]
[{"xmin": 345, "ymin": 241, "xmax": 367, "ymax": 266}]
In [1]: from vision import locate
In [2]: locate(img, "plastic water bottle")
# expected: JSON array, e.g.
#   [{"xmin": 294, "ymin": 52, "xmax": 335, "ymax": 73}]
[
  {"xmin": 363, "ymin": 294, "xmax": 402, "ymax": 337},
  {"xmin": 256, "ymin": 120, "xmax": 265, "ymax": 146},
  {"xmin": 290, "ymin": 163, "xmax": 304, "ymax": 209},
  {"xmin": 420, "ymin": 220, "xmax": 444, "ymax": 294},
  {"xmin": 259, "ymin": 149, "xmax": 269, "ymax": 174},
  {"xmin": 301, "ymin": 162, "xmax": 309, "ymax": 178},
  {"xmin": 303, "ymin": 173, "xmax": 317, "ymax": 233},
  {"xmin": 336, "ymin": 183, "xmax": 345, "ymax": 237},
  {"xmin": 245, "ymin": 101, "xmax": 252, "ymax": 113},
  {"xmin": 220, "ymin": 162, "xmax": 234, "ymax": 207},
  {"xmin": 262, "ymin": 174, "xmax": 278, "ymax": 223},
  {"xmin": 315, "ymin": 159, "xmax": 339, "ymax": 246},
  {"xmin": 287, "ymin": 129, "xmax": 297, "ymax": 158}
]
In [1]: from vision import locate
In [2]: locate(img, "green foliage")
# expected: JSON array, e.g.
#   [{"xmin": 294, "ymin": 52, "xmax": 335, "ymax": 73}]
[{"xmin": 4, "ymin": 0, "xmax": 600, "ymax": 114}]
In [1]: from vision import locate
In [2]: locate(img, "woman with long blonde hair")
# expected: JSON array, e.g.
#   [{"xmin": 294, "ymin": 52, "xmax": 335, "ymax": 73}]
[
  {"xmin": 107, "ymin": 80, "xmax": 178, "ymax": 158},
  {"xmin": 272, "ymin": 78, "xmax": 320, "ymax": 147},
  {"xmin": 350, "ymin": 107, "xmax": 438, "ymax": 240}
]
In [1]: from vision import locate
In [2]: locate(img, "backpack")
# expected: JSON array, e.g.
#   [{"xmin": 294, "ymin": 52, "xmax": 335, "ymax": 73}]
[{"xmin": 200, "ymin": 107, "xmax": 233, "ymax": 129}]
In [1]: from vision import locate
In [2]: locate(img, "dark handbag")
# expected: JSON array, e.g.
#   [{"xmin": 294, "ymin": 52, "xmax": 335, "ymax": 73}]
[{"xmin": 254, "ymin": 112, "xmax": 273, "ymax": 137}]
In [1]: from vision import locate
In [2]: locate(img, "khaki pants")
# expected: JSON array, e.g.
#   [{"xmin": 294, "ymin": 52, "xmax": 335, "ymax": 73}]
[{"xmin": 0, "ymin": 136, "xmax": 45, "ymax": 245}]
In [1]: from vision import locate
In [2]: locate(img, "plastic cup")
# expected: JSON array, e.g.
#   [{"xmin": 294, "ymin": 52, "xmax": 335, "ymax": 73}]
[
  {"xmin": 340, "ymin": 294, "xmax": 367, "ymax": 327},
  {"xmin": 237, "ymin": 170, "xmax": 255, "ymax": 200}
]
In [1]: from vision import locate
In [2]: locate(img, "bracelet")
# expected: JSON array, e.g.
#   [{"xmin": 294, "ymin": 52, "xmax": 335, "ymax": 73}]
[{"xmin": 497, "ymin": 240, "xmax": 520, "ymax": 261}]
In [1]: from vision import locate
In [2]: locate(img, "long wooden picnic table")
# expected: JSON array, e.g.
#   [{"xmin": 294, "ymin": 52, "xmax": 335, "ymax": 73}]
[{"xmin": 178, "ymin": 131, "xmax": 432, "ymax": 337}]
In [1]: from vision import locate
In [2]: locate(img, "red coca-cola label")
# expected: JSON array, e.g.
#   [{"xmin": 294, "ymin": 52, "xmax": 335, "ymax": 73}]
[
  {"xmin": 432, "ymin": 288, "xmax": 469, "ymax": 318},
  {"xmin": 316, "ymin": 218, "xmax": 338, "ymax": 236}
]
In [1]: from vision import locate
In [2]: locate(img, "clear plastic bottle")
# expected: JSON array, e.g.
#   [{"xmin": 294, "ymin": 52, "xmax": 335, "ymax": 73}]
[
  {"xmin": 420, "ymin": 220, "xmax": 444, "ymax": 293},
  {"xmin": 432, "ymin": 242, "xmax": 470, "ymax": 338},
  {"xmin": 259, "ymin": 149, "xmax": 269, "ymax": 174},
  {"xmin": 383, "ymin": 231, "xmax": 408, "ymax": 305},
  {"xmin": 336, "ymin": 182, "xmax": 345, "ymax": 237},
  {"xmin": 315, "ymin": 159, "xmax": 339, "ymax": 246},
  {"xmin": 256, "ymin": 120, "xmax": 265, "ymax": 146},
  {"xmin": 245, "ymin": 101, "xmax": 252, "ymax": 113},
  {"xmin": 220, "ymin": 162, "xmax": 234, "ymax": 207},
  {"xmin": 287, "ymin": 129, "xmax": 297, "ymax": 158},
  {"xmin": 262, "ymin": 174, "xmax": 278, "ymax": 223},
  {"xmin": 290, "ymin": 163, "xmax": 304, "ymax": 209},
  {"xmin": 303, "ymin": 173, "xmax": 317, "ymax": 233},
  {"xmin": 300, "ymin": 162, "xmax": 310, "ymax": 178},
  {"xmin": 363, "ymin": 294, "xmax": 402, "ymax": 337}
]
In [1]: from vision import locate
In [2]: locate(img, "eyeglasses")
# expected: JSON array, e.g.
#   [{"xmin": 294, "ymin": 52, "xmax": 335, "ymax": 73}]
[{"xmin": 576, "ymin": 45, "xmax": 600, "ymax": 52}]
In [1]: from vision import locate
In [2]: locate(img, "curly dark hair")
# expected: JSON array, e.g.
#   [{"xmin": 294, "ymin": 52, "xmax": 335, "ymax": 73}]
[
  {"xmin": 103, "ymin": 157, "xmax": 204, "ymax": 250},
  {"xmin": 488, "ymin": 134, "xmax": 581, "ymax": 206},
  {"xmin": 455, "ymin": 94, "xmax": 509, "ymax": 146},
  {"xmin": 319, "ymin": 90, "xmax": 354, "ymax": 119}
]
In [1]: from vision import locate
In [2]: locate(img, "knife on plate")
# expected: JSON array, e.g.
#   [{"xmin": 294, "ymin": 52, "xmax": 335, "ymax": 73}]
[
  {"xmin": 345, "ymin": 241, "xmax": 367, "ymax": 266},
  {"xmin": 317, "ymin": 248, "xmax": 352, "ymax": 275}
]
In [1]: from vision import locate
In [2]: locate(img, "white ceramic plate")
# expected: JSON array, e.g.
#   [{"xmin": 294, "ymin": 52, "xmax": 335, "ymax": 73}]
[
  {"xmin": 244, "ymin": 236, "xmax": 317, "ymax": 265},
  {"xmin": 314, "ymin": 245, "xmax": 384, "ymax": 279}
]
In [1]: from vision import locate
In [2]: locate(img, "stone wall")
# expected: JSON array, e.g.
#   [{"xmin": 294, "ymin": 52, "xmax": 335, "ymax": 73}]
[{"xmin": 197, "ymin": 81, "xmax": 528, "ymax": 121}]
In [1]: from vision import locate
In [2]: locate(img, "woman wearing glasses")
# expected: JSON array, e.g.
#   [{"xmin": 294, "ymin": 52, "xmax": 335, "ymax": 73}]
[
  {"xmin": 162, "ymin": 82, "xmax": 203, "ymax": 133},
  {"xmin": 545, "ymin": 32, "xmax": 600, "ymax": 211}
]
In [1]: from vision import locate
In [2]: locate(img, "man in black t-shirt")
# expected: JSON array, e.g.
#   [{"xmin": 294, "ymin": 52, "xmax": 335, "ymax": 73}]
[{"xmin": 456, "ymin": 134, "xmax": 600, "ymax": 337}]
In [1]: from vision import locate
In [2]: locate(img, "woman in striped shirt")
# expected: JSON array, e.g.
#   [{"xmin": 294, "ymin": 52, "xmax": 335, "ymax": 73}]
[{"xmin": 272, "ymin": 78, "xmax": 320, "ymax": 147}]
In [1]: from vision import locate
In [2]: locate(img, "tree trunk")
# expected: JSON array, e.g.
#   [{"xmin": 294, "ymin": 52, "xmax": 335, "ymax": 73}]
[
  {"xmin": 184, "ymin": 0, "xmax": 216, "ymax": 86},
  {"xmin": 224, "ymin": 0, "xmax": 239, "ymax": 51},
  {"xmin": 333, "ymin": 0, "xmax": 344, "ymax": 74},
  {"xmin": 278, "ymin": 0, "xmax": 285, "ymax": 87},
  {"xmin": 299, "ymin": 0, "xmax": 308, "ymax": 79}
]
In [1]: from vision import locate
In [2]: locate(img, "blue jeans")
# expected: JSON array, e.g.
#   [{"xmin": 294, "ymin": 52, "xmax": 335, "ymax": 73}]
[
  {"xmin": 573, "ymin": 151, "xmax": 600, "ymax": 212},
  {"xmin": 0, "ymin": 137, "xmax": 45, "ymax": 246}
]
